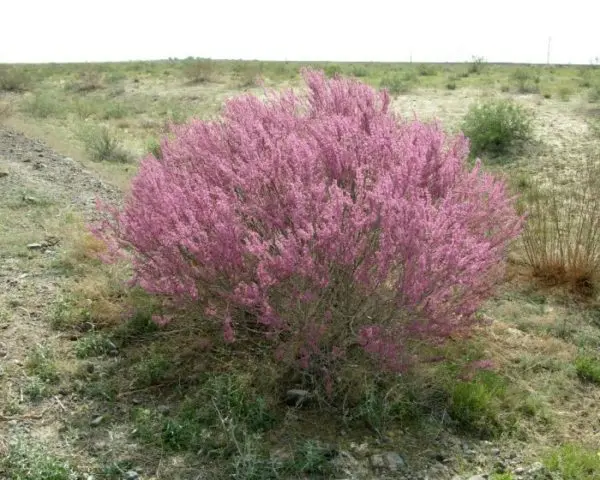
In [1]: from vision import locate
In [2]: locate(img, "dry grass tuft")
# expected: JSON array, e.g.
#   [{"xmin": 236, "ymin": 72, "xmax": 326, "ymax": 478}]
[{"xmin": 521, "ymin": 155, "xmax": 600, "ymax": 297}]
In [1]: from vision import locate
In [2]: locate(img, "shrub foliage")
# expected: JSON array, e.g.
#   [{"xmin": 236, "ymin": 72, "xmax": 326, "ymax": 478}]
[
  {"xmin": 94, "ymin": 70, "xmax": 522, "ymax": 383},
  {"xmin": 462, "ymin": 99, "xmax": 533, "ymax": 158}
]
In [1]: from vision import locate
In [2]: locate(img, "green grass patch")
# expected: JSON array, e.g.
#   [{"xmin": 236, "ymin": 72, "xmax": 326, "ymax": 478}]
[
  {"xmin": 574, "ymin": 355, "xmax": 600, "ymax": 384},
  {"xmin": 544, "ymin": 443, "xmax": 600, "ymax": 479},
  {"xmin": 0, "ymin": 437, "xmax": 77, "ymax": 480},
  {"xmin": 462, "ymin": 99, "xmax": 533, "ymax": 159}
]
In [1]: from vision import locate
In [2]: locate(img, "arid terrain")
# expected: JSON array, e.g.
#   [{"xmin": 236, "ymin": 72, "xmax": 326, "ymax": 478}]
[{"xmin": 1, "ymin": 60, "xmax": 600, "ymax": 480}]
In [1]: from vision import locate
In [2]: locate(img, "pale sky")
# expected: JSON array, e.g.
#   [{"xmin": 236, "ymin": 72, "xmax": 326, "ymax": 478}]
[{"xmin": 2, "ymin": 0, "xmax": 599, "ymax": 64}]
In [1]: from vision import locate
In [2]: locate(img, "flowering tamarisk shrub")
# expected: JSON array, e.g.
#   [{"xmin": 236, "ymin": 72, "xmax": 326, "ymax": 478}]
[{"xmin": 93, "ymin": 69, "xmax": 523, "ymax": 380}]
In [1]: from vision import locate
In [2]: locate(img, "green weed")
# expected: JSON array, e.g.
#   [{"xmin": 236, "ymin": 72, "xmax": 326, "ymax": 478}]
[
  {"xmin": 462, "ymin": 99, "xmax": 533, "ymax": 159},
  {"xmin": 544, "ymin": 443, "xmax": 600, "ymax": 479}
]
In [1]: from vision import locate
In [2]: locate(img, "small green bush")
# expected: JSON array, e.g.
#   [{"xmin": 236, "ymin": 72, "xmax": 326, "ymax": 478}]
[
  {"xmin": 558, "ymin": 86, "xmax": 573, "ymax": 101},
  {"xmin": 23, "ymin": 92, "xmax": 65, "ymax": 119},
  {"xmin": 146, "ymin": 137, "xmax": 163, "ymax": 159},
  {"xmin": 588, "ymin": 83, "xmax": 600, "ymax": 103},
  {"xmin": 446, "ymin": 80, "xmax": 457, "ymax": 90},
  {"xmin": 462, "ymin": 99, "xmax": 533, "ymax": 158},
  {"xmin": 380, "ymin": 71, "xmax": 417, "ymax": 95},
  {"xmin": 0, "ymin": 67, "xmax": 31, "ymax": 92},
  {"xmin": 351, "ymin": 65, "xmax": 369, "ymax": 77},
  {"xmin": 449, "ymin": 371, "xmax": 508, "ymax": 437},
  {"xmin": 544, "ymin": 443, "xmax": 600, "ymax": 480},
  {"xmin": 417, "ymin": 63, "xmax": 438, "ymax": 76},
  {"xmin": 324, "ymin": 64, "xmax": 343, "ymax": 78},
  {"xmin": 574, "ymin": 355, "xmax": 600, "ymax": 384},
  {"xmin": 79, "ymin": 126, "xmax": 131, "ymax": 163},
  {"xmin": 183, "ymin": 58, "xmax": 216, "ymax": 84},
  {"xmin": 468, "ymin": 56, "xmax": 486, "ymax": 74},
  {"xmin": 512, "ymin": 68, "xmax": 540, "ymax": 94}
]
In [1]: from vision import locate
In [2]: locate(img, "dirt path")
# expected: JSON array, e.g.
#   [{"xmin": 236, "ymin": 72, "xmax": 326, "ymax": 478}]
[{"xmin": 0, "ymin": 127, "xmax": 122, "ymax": 474}]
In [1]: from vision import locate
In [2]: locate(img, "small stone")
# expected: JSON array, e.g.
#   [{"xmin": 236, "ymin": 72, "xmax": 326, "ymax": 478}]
[
  {"xmin": 123, "ymin": 471, "xmax": 139, "ymax": 480},
  {"xmin": 491, "ymin": 448, "xmax": 501, "ymax": 456},
  {"xmin": 528, "ymin": 461, "xmax": 544, "ymax": 472},
  {"xmin": 90, "ymin": 415, "xmax": 104, "ymax": 426},
  {"xmin": 157, "ymin": 405, "xmax": 170, "ymax": 416},
  {"xmin": 467, "ymin": 476, "xmax": 487, "ymax": 480},
  {"xmin": 383, "ymin": 452, "xmax": 405, "ymax": 471},
  {"xmin": 285, "ymin": 389, "xmax": 311, "ymax": 407},
  {"xmin": 27, "ymin": 243, "xmax": 43, "ymax": 250},
  {"xmin": 370, "ymin": 454, "xmax": 386, "ymax": 469},
  {"xmin": 0, "ymin": 342, "xmax": 7, "ymax": 357}
]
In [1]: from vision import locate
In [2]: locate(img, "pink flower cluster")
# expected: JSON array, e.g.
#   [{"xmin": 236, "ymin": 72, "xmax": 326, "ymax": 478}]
[{"xmin": 94, "ymin": 69, "xmax": 523, "ymax": 374}]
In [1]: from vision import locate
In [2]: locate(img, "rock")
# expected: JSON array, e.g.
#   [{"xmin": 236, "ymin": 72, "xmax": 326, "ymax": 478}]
[
  {"xmin": 370, "ymin": 454, "xmax": 386, "ymax": 469},
  {"xmin": 157, "ymin": 405, "xmax": 170, "ymax": 416},
  {"xmin": 123, "ymin": 471, "xmax": 139, "ymax": 480},
  {"xmin": 26, "ymin": 243, "xmax": 43, "ymax": 250},
  {"xmin": 0, "ymin": 342, "xmax": 7, "ymax": 357},
  {"xmin": 285, "ymin": 389, "xmax": 311, "ymax": 407},
  {"xmin": 467, "ymin": 475, "xmax": 487, "ymax": 480},
  {"xmin": 349, "ymin": 442, "xmax": 370, "ymax": 458},
  {"xmin": 383, "ymin": 452, "xmax": 406, "ymax": 471},
  {"xmin": 90, "ymin": 415, "xmax": 104, "ymax": 426},
  {"xmin": 370, "ymin": 452, "xmax": 405, "ymax": 472},
  {"xmin": 514, "ymin": 466, "xmax": 525, "ymax": 474}
]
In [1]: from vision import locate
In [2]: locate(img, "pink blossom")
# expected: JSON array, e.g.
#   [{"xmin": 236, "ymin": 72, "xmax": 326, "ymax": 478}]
[{"xmin": 93, "ymin": 69, "xmax": 523, "ymax": 381}]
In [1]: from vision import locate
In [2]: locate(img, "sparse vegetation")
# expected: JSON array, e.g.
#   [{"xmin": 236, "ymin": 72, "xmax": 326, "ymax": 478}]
[
  {"xmin": 521, "ymin": 160, "xmax": 600, "ymax": 295},
  {"xmin": 22, "ymin": 92, "xmax": 66, "ymax": 118},
  {"xmin": 544, "ymin": 443, "xmax": 600, "ymax": 480},
  {"xmin": 78, "ymin": 125, "xmax": 131, "ymax": 162},
  {"xmin": 183, "ymin": 58, "xmax": 217, "ymax": 84},
  {"xmin": 512, "ymin": 68, "xmax": 541, "ymax": 94},
  {"xmin": 0, "ymin": 437, "xmax": 77, "ymax": 480},
  {"xmin": 574, "ymin": 355, "xmax": 600, "ymax": 384},
  {"xmin": 2, "ymin": 59, "xmax": 600, "ymax": 480},
  {"xmin": 0, "ymin": 66, "xmax": 31, "ymax": 92},
  {"xmin": 380, "ymin": 70, "xmax": 417, "ymax": 94},
  {"xmin": 462, "ymin": 99, "xmax": 533, "ymax": 158}
]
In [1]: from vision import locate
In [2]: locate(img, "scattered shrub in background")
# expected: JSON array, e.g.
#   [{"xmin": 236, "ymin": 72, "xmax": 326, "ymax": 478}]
[
  {"xmin": 183, "ymin": 58, "xmax": 217, "ymax": 84},
  {"xmin": 468, "ymin": 56, "xmax": 486, "ymax": 75},
  {"xmin": 66, "ymin": 69, "xmax": 104, "ymax": 93},
  {"xmin": 231, "ymin": 62, "xmax": 262, "ymax": 88},
  {"xmin": 380, "ymin": 71, "xmax": 417, "ymax": 95},
  {"xmin": 588, "ymin": 82, "xmax": 600, "ymax": 103},
  {"xmin": 417, "ymin": 63, "xmax": 438, "ymax": 76},
  {"xmin": 94, "ymin": 70, "xmax": 523, "ymax": 390},
  {"xmin": 0, "ymin": 66, "xmax": 31, "ymax": 92},
  {"xmin": 512, "ymin": 68, "xmax": 540, "ymax": 94},
  {"xmin": 22, "ymin": 92, "xmax": 66, "ymax": 119},
  {"xmin": 558, "ymin": 86, "xmax": 573, "ymax": 101},
  {"xmin": 350, "ymin": 65, "xmax": 369, "ymax": 78},
  {"xmin": 462, "ymin": 99, "xmax": 533, "ymax": 158},
  {"xmin": 79, "ymin": 126, "xmax": 131, "ymax": 163},
  {"xmin": 521, "ymin": 159, "xmax": 600, "ymax": 296},
  {"xmin": 146, "ymin": 137, "xmax": 163, "ymax": 159},
  {"xmin": 324, "ymin": 64, "xmax": 343, "ymax": 78}
]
